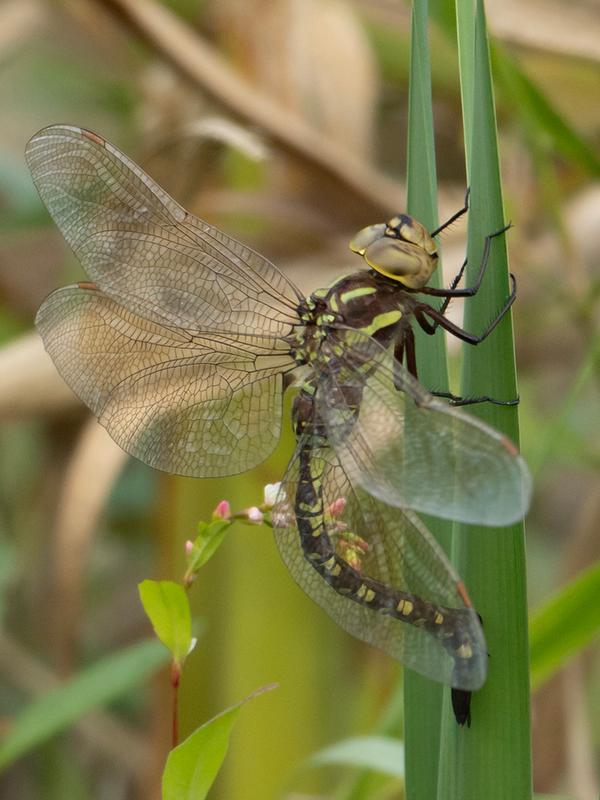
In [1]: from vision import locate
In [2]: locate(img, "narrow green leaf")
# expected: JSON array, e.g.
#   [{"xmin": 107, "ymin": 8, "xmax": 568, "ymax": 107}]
[
  {"xmin": 0, "ymin": 639, "xmax": 168, "ymax": 771},
  {"xmin": 406, "ymin": 6, "xmax": 438, "ymax": 220},
  {"xmin": 163, "ymin": 707, "xmax": 241, "ymax": 800},
  {"xmin": 455, "ymin": 0, "xmax": 475, "ymax": 162},
  {"xmin": 404, "ymin": 5, "xmax": 450, "ymax": 800},
  {"xmin": 138, "ymin": 580, "xmax": 192, "ymax": 665},
  {"xmin": 187, "ymin": 520, "xmax": 231, "ymax": 573},
  {"xmin": 162, "ymin": 685, "xmax": 276, "ymax": 800},
  {"xmin": 332, "ymin": 679, "xmax": 404, "ymax": 800},
  {"xmin": 491, "ymin": 44, "xmax": 600, "ymax": 177},
  {"xmin": 530, "ymin": 561, "xmax": 600, "ymax": 689},
  {"xmin": 432, "ymin": 2, "xmax": 600, "ymax": 178},
  {"xmin": 438, "ymin": 3, "xmax": 531, "ymax": 799},
  {"xmin": 309, "ymin": 736, "xmax": 404, "ymax": 778}
]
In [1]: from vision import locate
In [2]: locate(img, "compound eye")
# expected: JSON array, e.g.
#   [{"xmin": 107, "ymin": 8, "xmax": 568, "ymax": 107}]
[
  {"xmin": 387, "ymin": 215, "xmax": 437, "ymax": 256},
  {"xmin": 349, "ymin": 223, "xmax": 386, "ymax": 255},
  {"xmin": 399, "ymin": 217, "xmax": 423, "ymax": 245},
  {"xmin": 363, "ymin": 238, "xmax": 424, "ymax": 278}
]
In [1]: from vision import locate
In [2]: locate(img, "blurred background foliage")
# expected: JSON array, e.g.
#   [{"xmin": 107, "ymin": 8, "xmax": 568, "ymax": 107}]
[{"xmin": 0, "ymin": 0, "xmax": 598, "ymax": 798}]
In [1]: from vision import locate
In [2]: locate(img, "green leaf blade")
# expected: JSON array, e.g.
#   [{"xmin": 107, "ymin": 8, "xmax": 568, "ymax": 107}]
[
  {"xmin": 138, "ymin": 580, "xmax": 192, "ymax": 666},
  {"xmin": 405, "ymin": 5, "xmax": 451, "ymax": 800},
  {"xmin": 163, "ymin": 705, "xmax": 242, "ymax": 800},
  {"xmin": 530, "ymin": 561, "xmax": 600, "ymax": 689},
  {"xmin": 438, "ymin": 3, "xmax": 532, "ymax": 799},
  {"xmin": 491, "ymin": 44, "xmax": 600, "ymax": 177},
  {"xmin": 162, "ymin": 685, "xmax": 276, "ymax": 800},
  {"xmin": 187, "ymin": 519, "xmax": 231, "ymax": 574},
  {"xmin": 309, "ymin": 735, "xmax": 404, "ymax": 778},
  {"xmin": 0, "ymin": 639, "xmax": 168, "ymax": 771}
]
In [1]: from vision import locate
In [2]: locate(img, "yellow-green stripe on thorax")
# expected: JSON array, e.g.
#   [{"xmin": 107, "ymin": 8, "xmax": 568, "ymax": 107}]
[{"xmin": 293, "ymin": 270, "xmax": 416, "ymax": 369}]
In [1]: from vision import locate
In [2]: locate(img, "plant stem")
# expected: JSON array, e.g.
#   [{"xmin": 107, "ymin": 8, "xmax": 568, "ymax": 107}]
[{"xmin": 171, "ymin": 662, "xmax": 181, "ymax": 748}]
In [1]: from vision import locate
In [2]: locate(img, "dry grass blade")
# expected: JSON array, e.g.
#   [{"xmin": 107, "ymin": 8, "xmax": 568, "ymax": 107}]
[
  {"xmin": 93, "ymin": 0, "xmax": 402, "ymax": 213},
  {"xmin": 50, "ymin": 420, "xmax": 127, "ymax": 671},
  {"xmin": 0, "ymin": 0, "xmax": 41, "ymax": 60},
  {"xmin": 0, "ymin": 332, "xmax": 77, "ymax": 417}
]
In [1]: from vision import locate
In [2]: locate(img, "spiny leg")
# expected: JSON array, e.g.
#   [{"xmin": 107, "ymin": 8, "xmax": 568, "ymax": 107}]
[
  {"xmin": 420, "ymin": 223, "xmax": 512, "ymax": 301},
  {"xmin": 414, "ymin": 273, "xmax": 517, "ymax": 346},
  {"xmin": 434, "ymin": 256, "xmax": 469, "ymax": 318},
  {"xmin": 397, "ymin": 318, "xmax": 517, "ymax": 406},
  {"xmin": 429, "ymin": 188, "xmax": 470, "ymax": 238},
  {"xmin": 429, "ymin": 390, "xmax": 520, "ymax": 408},
  {"xmin": 412, "ymin": 287, "xmax": 519, "ymax": 405},
  {"xmin": 393, "ymin": 326, "xmax": 418, "ymax": 385}
]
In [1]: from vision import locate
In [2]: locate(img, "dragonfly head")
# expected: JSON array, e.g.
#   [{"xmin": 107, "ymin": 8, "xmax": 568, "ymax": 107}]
[{"xmin": 349, "ymin": 214, "xmax": 438, "ymax": 290}]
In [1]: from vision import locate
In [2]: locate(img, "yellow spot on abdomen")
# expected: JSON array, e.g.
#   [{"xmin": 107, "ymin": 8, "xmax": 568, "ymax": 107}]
[
  {"xmin": 323, "ymin": 556, "xmax": 336, "ymax": 572},
  {"xmin": 456, "ymin": 642, "xmax": 473, "ymax": 660},
  {"xmin": 397, "ymin": 599, "xmax": 414, "ymax": 616}
]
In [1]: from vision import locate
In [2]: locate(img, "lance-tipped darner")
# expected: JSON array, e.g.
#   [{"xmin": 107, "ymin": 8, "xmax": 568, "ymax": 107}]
[{"xmin": 27, "ymin": 125, "xmax": 531, "ymax": 725}]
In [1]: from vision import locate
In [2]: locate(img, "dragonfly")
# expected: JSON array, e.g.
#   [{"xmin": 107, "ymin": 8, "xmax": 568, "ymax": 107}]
[{"xmin": 27, "ymin": 125, "xmax": 531, "ymax": 724}]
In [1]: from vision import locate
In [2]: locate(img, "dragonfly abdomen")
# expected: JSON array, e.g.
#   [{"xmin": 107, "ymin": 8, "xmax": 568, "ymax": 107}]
[{"xmin": 294, "ymin": 432, "xmax": 479, "ymax": 681}]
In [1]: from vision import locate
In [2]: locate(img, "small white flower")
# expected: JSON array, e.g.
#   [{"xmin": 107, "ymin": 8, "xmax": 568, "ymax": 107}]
[
  {"xmin": 246, "ymin": 506, "xmax": 264, "ymax": 523},
  {"xmin": 263, "ymin": 482, "xmax": 282, "ymax": 508}
]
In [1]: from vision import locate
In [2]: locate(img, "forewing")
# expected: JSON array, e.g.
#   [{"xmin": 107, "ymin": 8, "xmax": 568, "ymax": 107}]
[
  {"xmin": 37, "ymin": 285, "xmax": 294, "ymax": 476},
  {"xmin": 26, "ymin": 125, "xmax": 302, "ymax": 334},
  {"xmin": 273, "ymin": 442, "xmax": 486, "ymax": 689},
  {"xmin": 319, "ymin": 331, "xmax": 531, "ymax": 526}
]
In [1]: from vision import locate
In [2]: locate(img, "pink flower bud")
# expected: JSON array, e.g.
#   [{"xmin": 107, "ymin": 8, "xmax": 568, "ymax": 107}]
[
  {"xmin": 213, "ymin": 500, "xmax": 231, "ymax": 520},
  {"xmin": 328, "ymin": 497, "xmax": 346, "ymax": 517},
  {"xmin": 346, "ymin": 550, "xmax": 362, "ymax": 572},
  {"xmin": 185, "ymin": 539, "xmax": 194, "ymax": 556}
]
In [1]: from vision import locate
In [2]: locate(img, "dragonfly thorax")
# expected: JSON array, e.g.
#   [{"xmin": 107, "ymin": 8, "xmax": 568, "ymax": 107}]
[
  {"xmin": 290, "ymin": 271, "xmax": 416, "ymax": 374},
  {"xmin": 292, "ymin": 271, "xmax": 411, "ymax": 370}
]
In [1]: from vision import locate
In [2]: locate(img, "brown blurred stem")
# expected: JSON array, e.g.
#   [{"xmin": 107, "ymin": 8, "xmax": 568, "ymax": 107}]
[
  {"xmin": 170, "ymin": 661, "xmax": 180, "ymax": 748},
  {"xmin": 92, "ymin": 0, "xmax": 402, "ymax": 215}
]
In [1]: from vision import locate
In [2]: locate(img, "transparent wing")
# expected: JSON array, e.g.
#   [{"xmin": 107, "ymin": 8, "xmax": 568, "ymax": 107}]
[
  {"xmin": 273, "ymin": 441, "xmax": 487, "ymax": 690},
  {"xmin": 26, "ymin": 124, "xmax": 302, "ymax": 334},
  {"xmin": 36, "ymin": 285, "xmax": 295, "ymax": 476},
  {"xmin": 318, "ymin": 330, "xmax": 531, "ymax": 526}
]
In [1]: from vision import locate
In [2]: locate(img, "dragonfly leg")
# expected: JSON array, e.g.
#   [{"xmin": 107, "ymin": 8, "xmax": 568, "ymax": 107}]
[
  {"xmin": 396, "ymin": 322, "xmax": 518, "ymax": 405},
  {"xmin": 393, "ymin": 327, "xmax": 418, "ymax": 384},
  {"xmin": 419, "ymin": 222, "xmax": 512, "ymax": 300},
  {"xmin": 431, "ymin": 257, "xmax": 468, "ymax": 319},
  {"xmin": 429, "ymin": 188, "xmax": 470, "ymax": 238},
  {"xmin": 414, "ymin": 273, "xmax": 517, "ymax": 345},
  {"xmin": 430, "ymin": 390, "xmax": 520, "ymax": 407}
]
